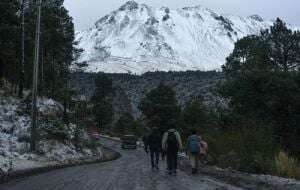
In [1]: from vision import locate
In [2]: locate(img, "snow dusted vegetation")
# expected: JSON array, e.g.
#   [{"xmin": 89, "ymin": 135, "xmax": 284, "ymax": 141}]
[
  {"xmin": 0, "ymin": 90, "xmax": 101, "ymax": 174},
  {"xmin": 74, "ymin": 1, "xmax": 275, "ymax": 74}
]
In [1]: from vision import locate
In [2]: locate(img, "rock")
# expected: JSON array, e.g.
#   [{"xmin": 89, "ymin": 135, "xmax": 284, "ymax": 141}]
[{"xmin": 119, "ymin": 1, "xmax": 139, "ymax": 11}]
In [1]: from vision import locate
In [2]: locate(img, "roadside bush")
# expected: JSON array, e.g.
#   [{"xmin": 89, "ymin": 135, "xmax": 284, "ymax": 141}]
[
  {"xmin": 41, "ymin": 120, "xmax": 69, "ymax": 141},
  {"xmin": 275, "ymin": 151, "xmax": 300, "ymax": 180},
  {"xmin": 82, "ymin": 139, "xmax": 98, "ymax": 149},
  {"xmin": 202, "ymin": 112, "xmax": 279, "ymax": 174}
]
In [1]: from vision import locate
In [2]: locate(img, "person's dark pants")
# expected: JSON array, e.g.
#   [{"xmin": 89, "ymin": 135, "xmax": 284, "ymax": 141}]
[
  {"xmin": 167, "ymin": 151, "xmax": 178, "ymax": 173},
  {"xmin": 161, "ymin": 150, "xmax": 166, "ymax": 161},
  {"xmin": 150, "ymin": 149, "xmax": 160, "ymax": 168}
]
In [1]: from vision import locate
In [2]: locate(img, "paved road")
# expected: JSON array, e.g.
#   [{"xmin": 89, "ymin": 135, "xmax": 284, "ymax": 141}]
[{"xmin": 0, "ymin": 138, "xmax": 243, "ymax": 190}]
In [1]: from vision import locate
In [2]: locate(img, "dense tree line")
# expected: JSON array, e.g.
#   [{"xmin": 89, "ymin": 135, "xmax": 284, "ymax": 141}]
[
  {"xmin": 0, "ymin": 0, "xmax": 80, "ymax": 105},
  {"xmin": 0, "ymin": 0, "xmax": 20, "ymax": 88},
  {"xmin": 219, "ymin": 18, "xmax": 300, "ymax": 157}
]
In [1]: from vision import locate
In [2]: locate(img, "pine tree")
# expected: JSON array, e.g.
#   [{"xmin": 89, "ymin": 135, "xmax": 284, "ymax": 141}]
[
  {"xmin": 114, "ymin": 113, "xmax": 136, "ymax": 135},
  {"xmin": 268, "ymin": 18, "xmax": 300, "ymax": 71},
  {"xmin": 16, "ymin": 0, "xmax": 80, "ymax": 118},
  {"xmin": 0, "ymin": 0, "xmax": 20, "ymax": 87},
  {"xmin": 91, "ymin": 73, "xmax": 114, "ymax": 129},
  {"xmin": 139, "ymin": 83, "xmax": 180, "ymax": 132},
  {"xmin": 179, "ymin": 99, "xmax": 210, "ymax": 138}
]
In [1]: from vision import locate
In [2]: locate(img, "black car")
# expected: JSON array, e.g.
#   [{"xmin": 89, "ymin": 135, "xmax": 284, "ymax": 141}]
[{"xmin": 121, "ymin": 135, "xmax": 137, "ymax": 149}]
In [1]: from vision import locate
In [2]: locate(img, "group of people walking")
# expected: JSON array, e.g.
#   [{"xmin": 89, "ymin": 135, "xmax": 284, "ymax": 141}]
[{"xmin": 143, "ymin": 127, "xmax": 207, "ymax": 175}]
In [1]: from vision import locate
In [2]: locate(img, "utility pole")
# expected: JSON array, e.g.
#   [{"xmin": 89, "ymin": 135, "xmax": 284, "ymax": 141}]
[
  {"xmin": 18, "ymin": 0, "xmax": 25, "ymax": 98},
  {"xmin": 30, "ymin": 0, "xmax": 42, "ymax": 151},
  {"xmin": 41, "ymin": 46, "xmax": 44, "ymax": 95}
]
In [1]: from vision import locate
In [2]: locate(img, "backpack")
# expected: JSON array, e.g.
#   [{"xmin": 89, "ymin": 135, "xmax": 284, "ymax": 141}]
[
  {"xmin": 188, "ymin": 135, "xmax": 200, "ymax": 153},
  {"xmin": 167, "ymin": 131, "xmax": 178, "ymax": 152}
]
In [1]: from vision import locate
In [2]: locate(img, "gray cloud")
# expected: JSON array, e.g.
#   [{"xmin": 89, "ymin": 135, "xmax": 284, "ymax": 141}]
[{"xmin": 64, "ymin": 0, "xmax": 300, "ymax": 30}]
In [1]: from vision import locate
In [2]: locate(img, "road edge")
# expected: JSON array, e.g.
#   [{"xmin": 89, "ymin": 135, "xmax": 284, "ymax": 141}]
[
  {"xmin": 0, "ymin": 147, "xmax": 121, "ymax": 185},
  {"xmin": 178, "ymin": 156, "xmax": 300, "ymax": 190}
]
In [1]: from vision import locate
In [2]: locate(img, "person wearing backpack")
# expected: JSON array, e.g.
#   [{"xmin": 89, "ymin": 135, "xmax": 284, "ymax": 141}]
[
  {"xmin": 162, "ymin": 128, "xmax": 183, "ymax": 175},
  {"xmin": 199, "ymin": 136, "xmax": 208, "ymax": 164},
  {"xmin": 145, "ymin": 127, "xmax": 162, "ymax": 170},
  {"xmin": 186, "ymin": 129, "xmax": 201, "ymax": 174}
]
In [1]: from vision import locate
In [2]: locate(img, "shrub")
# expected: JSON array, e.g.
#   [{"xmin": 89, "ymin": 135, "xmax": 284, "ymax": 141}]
[
  {"xmin": 202, "ymin": 112, "xmax": 279, "ymax": 174},
  {"xmin": 83, "ymin": 139, "xmax": 98, "ymax": 149},
  {"xmin": 275, "ymin": 151, "xmax": 300, "ymax": 180},
  {"xmin": 42, "ymin": 120, "xmax": 69, "ymax": 141}
]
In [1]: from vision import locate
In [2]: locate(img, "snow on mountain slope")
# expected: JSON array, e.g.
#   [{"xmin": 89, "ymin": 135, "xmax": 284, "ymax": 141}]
[{"xmin": 74, "ymin": 1, "xmax": 273, "ymax": 74}]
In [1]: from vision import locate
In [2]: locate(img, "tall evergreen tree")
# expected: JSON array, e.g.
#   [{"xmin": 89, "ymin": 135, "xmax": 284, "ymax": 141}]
[
  {"xmin": 91, "ymin": 73, "xmax": 114, "ymax": 129},
  {"xmin": 0, "ymin": 0, "xmax": 20, "ymax": 87},
  {"xmin": 179, "ymin": 99, "xmax": 210, "ymax": 138},
  {"xmin": 114, "ymin": 112, "xmax": 136, "ymax": 135},
  {"xmin": 268, "ymin": 18, "xmax": 300, "ymax": 71},
  {"xmin": 139, "ymin": 83, "xmax": 180, "ymax": 132}
]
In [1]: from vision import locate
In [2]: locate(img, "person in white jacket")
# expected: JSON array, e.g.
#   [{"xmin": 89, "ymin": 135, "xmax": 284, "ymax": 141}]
[{"xmin": 162, "ymin": 128, "xmax": 183, "ymax": 175}]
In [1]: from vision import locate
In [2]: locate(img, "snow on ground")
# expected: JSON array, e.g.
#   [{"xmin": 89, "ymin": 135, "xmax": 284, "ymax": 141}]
[
  {"xmin": 0, "ymin": 90, "xmax": 102, "ymax": 174},
  {"xmin": 251, "ymin": 173, "xmax": 300, "ymax": 187}
]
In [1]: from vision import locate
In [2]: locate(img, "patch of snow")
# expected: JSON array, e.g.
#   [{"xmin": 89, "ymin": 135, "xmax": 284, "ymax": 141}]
[
  {"xmin": 251, "ymin": 173, "xmax": 300, "ymax": 186},
  {"xmin": 37, "ymin": 97, "xmax": 64, "ymax": 116},
  {"xmin": 0, "ymin": 92, "xmax": 102, "ymax": 174}
]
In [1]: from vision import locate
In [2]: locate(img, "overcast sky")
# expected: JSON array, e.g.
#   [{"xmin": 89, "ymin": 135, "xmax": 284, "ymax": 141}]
[{"xmin": 64, "ymin": 0, "xmax": 300, "ymax": 31}]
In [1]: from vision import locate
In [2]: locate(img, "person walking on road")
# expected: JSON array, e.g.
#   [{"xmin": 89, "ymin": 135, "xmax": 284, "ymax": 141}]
[
  {"xmin": 144, "ymin": 127, "xmax": 162, "ymax": 170},
  {"xmin": 198, "ymin": 135, "xmax": 208, "ymax": 165},
  {"xmin": 186, "ymin": 129, "xmax": 201, "ymax": 174},
  {"xmin": 162, "ymin": 127, "xmax": 183, "ymax": 175}
]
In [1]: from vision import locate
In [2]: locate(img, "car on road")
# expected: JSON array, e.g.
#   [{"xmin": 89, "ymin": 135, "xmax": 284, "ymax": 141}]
[{"xmin": 121, "ymin": 135, "xmax": 137, "ymax": 149}]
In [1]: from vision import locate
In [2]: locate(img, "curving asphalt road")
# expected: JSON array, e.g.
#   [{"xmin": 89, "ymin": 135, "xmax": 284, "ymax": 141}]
[{"xmin": 0, "ymin": 138, "xmax": 244, "ymax": 190}]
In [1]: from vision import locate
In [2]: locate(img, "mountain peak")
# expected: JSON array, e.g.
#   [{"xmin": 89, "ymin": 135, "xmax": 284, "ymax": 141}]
[
  {"xmin": 75, "ymin": 3, "xmax": 274, "ymax": 74},
  {"xmin": 119, "ymin": 1, "xmax": 139, "ymax": 11}
]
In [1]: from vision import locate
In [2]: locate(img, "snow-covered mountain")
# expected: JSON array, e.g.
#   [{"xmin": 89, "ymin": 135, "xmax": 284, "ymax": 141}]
[{"xmin": 75, "ymin": 1, "xmax": 273, "ymax": 74}]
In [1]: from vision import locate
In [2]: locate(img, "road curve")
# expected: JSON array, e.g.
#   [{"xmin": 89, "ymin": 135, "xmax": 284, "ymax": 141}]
[{"xmin": 0, "ymin": 138, "xmax": 243, "ymax": 190}]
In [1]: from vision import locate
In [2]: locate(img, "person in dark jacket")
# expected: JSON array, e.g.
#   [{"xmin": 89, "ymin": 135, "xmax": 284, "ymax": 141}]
[
  {"xmin": 162, "ymin": 128, "xmax": 183, "ymax": 175},
  {"xmin": 186, "ymin": 129, "xmax": 201, "ymax": 174},
  {"xmin": 145, "ymin": 127, "xmax": 162, "ymax": 170}
]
